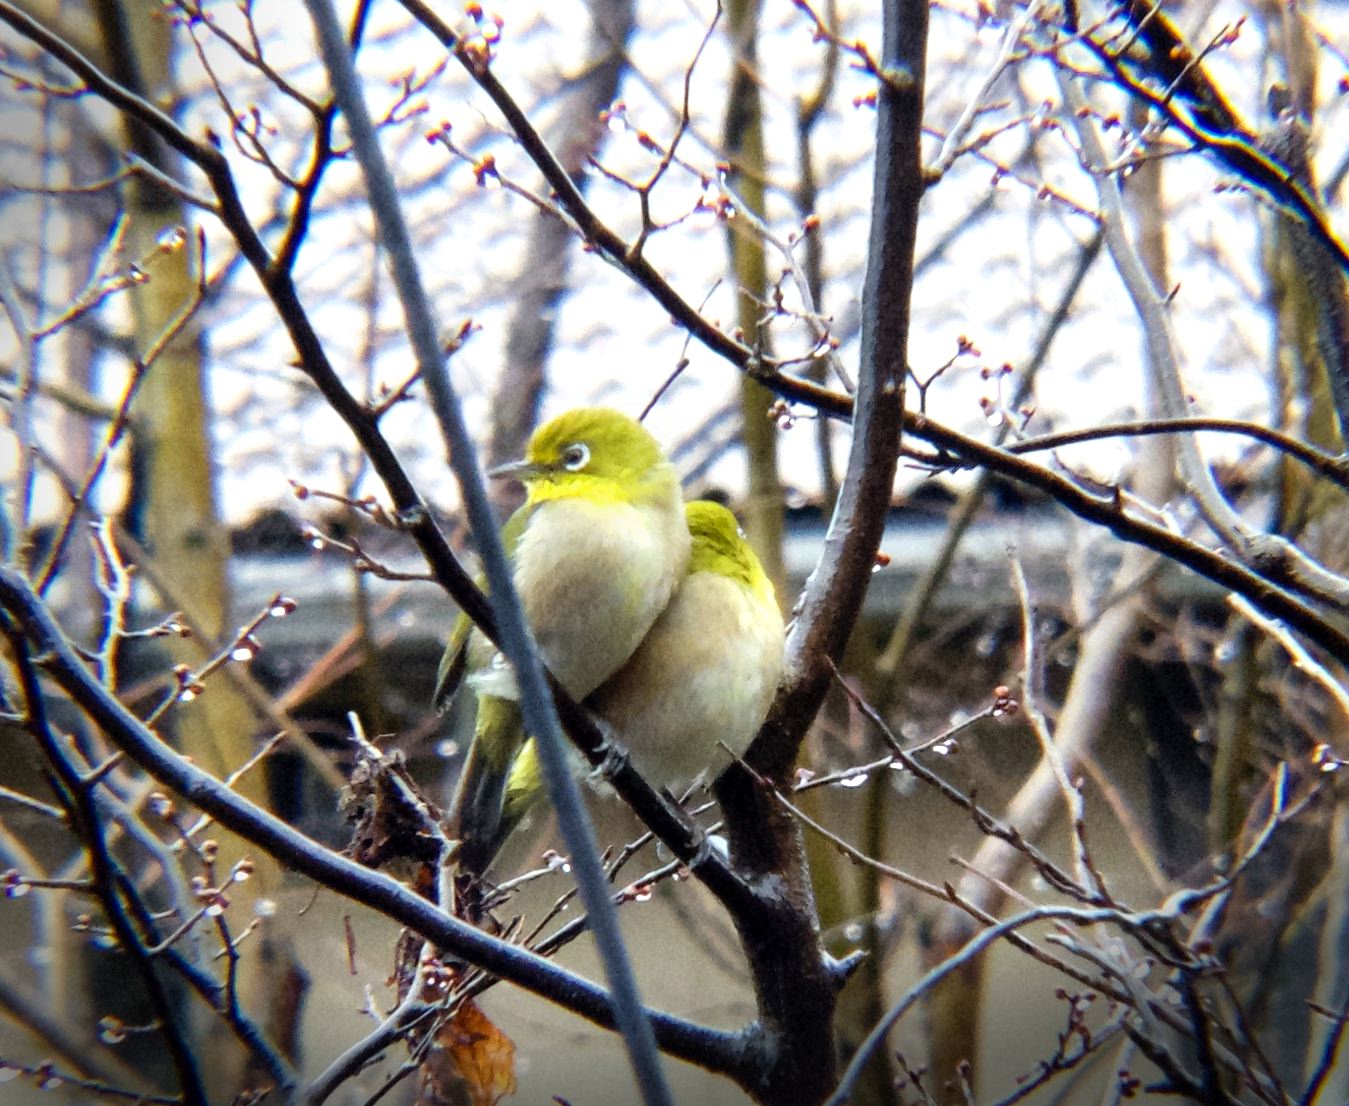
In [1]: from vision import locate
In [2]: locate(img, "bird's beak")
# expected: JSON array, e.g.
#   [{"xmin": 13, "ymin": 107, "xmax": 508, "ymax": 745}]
[{"xmin": 487, "ymin": 459, "xmax": 544, "ymax": 482}]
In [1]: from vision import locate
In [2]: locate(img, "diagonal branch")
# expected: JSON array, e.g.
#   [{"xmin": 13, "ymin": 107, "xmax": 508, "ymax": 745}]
[
  {"xmin": 303, "ymin": 4, "xmax": 674, "ymax": 1100},
  {"xmin": 395, "ymin": 0, "xmax": 740, "ymax": 350},
  {"xmin": 1078, "ymin": 0, "xmax": 1349, "ymax": 277}
]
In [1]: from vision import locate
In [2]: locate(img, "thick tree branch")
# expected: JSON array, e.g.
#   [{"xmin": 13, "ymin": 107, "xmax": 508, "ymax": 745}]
[
  {"xmin": 713, "ymin": 1, "xmax": 928, "ymax": 1103},
  {"xmin": 753, "ymin": 2, "xmax": 921, "ymax": 774}
]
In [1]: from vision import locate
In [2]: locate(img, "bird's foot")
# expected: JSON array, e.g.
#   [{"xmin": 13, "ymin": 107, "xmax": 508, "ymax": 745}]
[{"xmin": 593, "ymin": 736, "xmax": 631, "ymax": 786}]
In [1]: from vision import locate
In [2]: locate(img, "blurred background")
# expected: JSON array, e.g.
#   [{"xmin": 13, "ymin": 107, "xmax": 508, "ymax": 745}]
[{"xmin": 2, "ymin": 0, "xmax": 1348, "ymax": 1102}]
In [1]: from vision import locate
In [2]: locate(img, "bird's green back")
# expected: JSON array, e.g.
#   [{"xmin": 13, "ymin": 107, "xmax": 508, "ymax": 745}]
[{"xmin": 684, "ymin": 500, "xmax": 775, "ymax": 605}]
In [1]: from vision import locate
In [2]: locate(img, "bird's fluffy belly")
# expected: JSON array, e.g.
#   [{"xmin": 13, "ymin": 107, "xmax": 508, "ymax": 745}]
[
  {"xmin": 512, "ymin": 497, "xmax": 681, "ymax": 698},
  {"xmin": 594, "ymin": 571, "xmax": 783, "ymax": 789}
]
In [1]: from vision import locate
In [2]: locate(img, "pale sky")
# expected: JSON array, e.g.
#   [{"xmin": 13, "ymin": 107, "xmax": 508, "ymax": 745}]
[{"xmin": 5, "ymin": 0, "xmax": 1347, "ymax": 527}]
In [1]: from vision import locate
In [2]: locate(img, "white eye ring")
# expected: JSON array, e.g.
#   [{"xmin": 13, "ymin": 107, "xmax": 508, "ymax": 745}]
[{"xmin": 562, "ymin": 443, "xmax": 590, "ymax": 471}]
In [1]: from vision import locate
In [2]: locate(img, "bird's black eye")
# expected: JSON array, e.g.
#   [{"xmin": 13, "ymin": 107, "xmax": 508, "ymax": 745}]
[{"xmin": 562, "ymin": 443, "xmax": 590, "ymax": 471}]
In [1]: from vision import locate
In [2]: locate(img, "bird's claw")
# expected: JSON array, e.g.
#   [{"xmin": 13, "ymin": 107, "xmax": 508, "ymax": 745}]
[{"xmin": 595, "ymin": 737, "xmax": 630, "ymax": 784}]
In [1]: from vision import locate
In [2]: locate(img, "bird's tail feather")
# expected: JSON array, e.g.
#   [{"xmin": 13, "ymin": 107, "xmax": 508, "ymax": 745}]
[
  {"xmin": 497, "ymin": 739, "xmax": 545, "ymax": 851},
  {"xmin": 449, "ymin": 695, "xmax": 526, "ymax": 876}
]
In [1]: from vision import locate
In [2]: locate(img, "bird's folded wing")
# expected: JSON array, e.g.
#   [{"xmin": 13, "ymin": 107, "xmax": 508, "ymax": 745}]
[{"xmin": 431, "ymin": 502, "xmax": 533, "ymax": 713}]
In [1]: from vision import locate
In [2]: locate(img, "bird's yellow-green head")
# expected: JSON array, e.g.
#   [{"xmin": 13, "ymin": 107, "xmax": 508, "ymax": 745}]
[
  {"xmin": 685, "ymin": 500, "xmax": 776, "ymax": 606},
  {"xmin": 489, "ymin": 407, "xmax": 670, "ymax": 506}
]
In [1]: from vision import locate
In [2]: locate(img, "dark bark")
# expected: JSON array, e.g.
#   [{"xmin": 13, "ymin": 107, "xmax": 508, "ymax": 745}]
[{"xmin": 715, "ymin": 1, "xmax": 929, "ymax": 1102}]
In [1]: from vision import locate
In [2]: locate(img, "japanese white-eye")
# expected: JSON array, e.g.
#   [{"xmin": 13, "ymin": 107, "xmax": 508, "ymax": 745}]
[{"xmin": 435, "ymin": 407, "xmax": 690, "ymax": 874}]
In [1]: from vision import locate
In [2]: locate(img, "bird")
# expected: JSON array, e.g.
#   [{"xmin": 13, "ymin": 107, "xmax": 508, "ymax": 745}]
[
  {"xmin": 488, "ymin": 499, "xmax": 786, "ymax": 860},
  {"xmin": 435, "ymin": 407, "xmax": 690, "ymax": 875}
]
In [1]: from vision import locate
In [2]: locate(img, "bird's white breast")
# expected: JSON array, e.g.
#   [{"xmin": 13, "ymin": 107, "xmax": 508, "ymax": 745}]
[{"xmin": 512, "ymin": 494, "xmax": 688, "ymax": 699}]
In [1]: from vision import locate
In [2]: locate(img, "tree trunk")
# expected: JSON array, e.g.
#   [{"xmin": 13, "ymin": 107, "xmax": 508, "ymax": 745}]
[
  {"xmin": 723, "ymin": 0, "xmax": 787, "ymax": 600},
  {"xmin": 94, "ymin": 0, "xmax": 295, "ymax": 1089}
]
